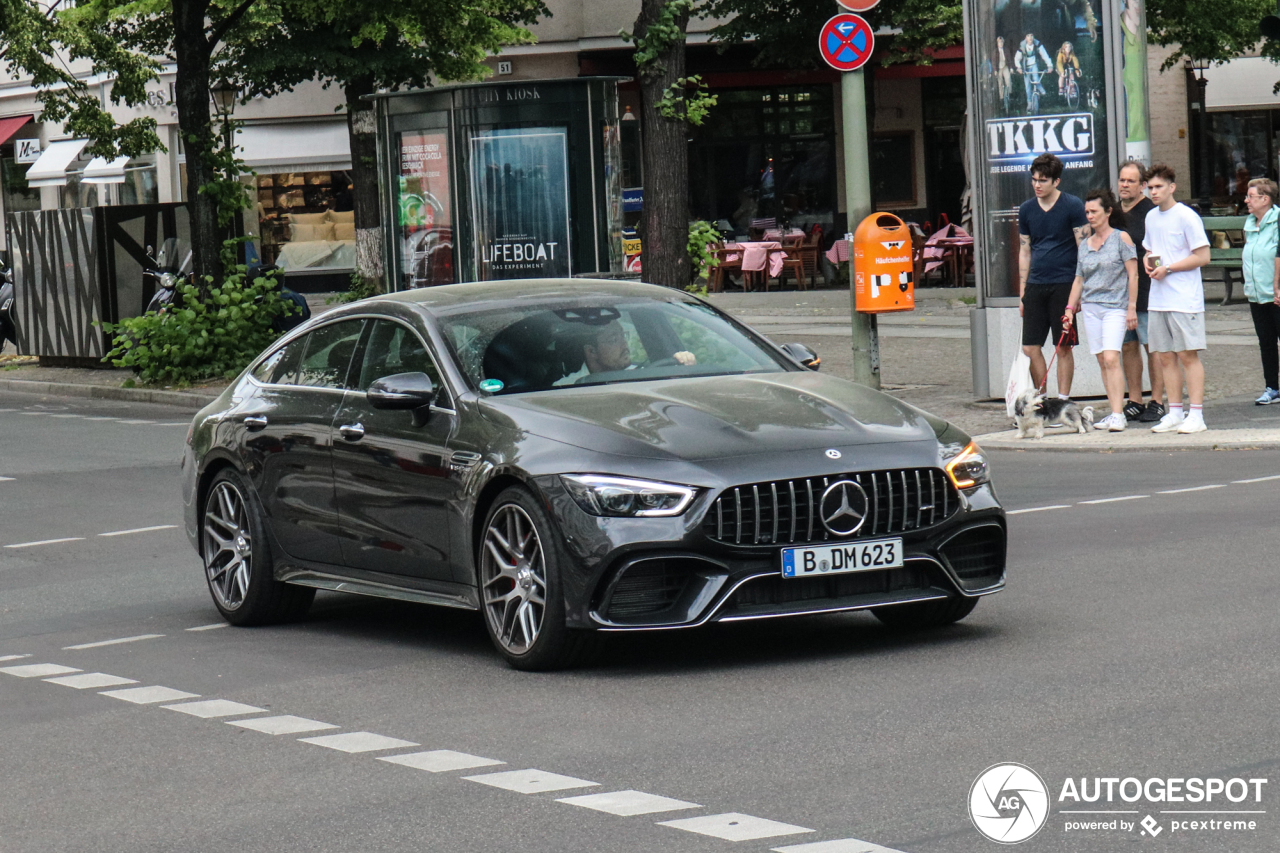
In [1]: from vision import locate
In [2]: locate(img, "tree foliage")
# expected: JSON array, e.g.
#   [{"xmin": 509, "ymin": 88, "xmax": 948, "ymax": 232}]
[{"xmin": 1146, "ymin": 0, "xmax": 1279, "ymax": 68}]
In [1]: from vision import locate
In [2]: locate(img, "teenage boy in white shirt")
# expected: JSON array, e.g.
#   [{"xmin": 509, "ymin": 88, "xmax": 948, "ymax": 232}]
[{"xmin": 1142, "ymin": 165, "xmax": 1211, "ymax": 433}]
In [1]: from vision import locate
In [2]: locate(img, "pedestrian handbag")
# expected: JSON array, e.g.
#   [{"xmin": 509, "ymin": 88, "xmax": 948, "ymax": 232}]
[{"xmin": 1005, "ymin": 351, "xmax": 1033, "ymax": 418}]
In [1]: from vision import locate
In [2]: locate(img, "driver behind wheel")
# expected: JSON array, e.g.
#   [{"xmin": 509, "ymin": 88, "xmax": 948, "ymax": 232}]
[{"xmin": 554, "ymin": 320, "xmax": 696, "ymax": 386}]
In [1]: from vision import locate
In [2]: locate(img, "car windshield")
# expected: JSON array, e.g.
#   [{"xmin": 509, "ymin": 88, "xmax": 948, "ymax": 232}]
[{"xmin": 435, "ymin": 295, "xmax": 791, "ymax": 395}]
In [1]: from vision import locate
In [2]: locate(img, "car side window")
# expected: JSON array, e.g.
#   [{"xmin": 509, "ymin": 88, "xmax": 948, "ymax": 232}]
[
  {"xmin": 251, "ymin": 338, "xmax": 305, "ymax": 385},
  {"xmin": 356, "ymin": 319, "xmax": 443, "ymax": 395},
  {"xmin": 296, "ymin": 320, "xmax": 366, "ymax": 389}
]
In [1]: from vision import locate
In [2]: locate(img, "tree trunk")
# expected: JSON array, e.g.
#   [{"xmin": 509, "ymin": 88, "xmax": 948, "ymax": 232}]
[
  {"xmin": 634, "ymin": 0, "xmax": 690, "ymax": 289},
  {"xmin": 345, "ymin": 76, "xmax": 384, "ymax": 292},
  {"xmin": 171, "ymin": 0, "xmax": 221, "ymax": 283}
]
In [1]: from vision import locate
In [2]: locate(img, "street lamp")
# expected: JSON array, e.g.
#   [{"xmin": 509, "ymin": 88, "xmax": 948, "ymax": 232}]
[
  {"xmin": 209, "ymin": 79, "xmax": 238, "ymax": 182},
  {"xmin": 1187, "ymin": 58, "xmax": 1212, "ymax": 213}
]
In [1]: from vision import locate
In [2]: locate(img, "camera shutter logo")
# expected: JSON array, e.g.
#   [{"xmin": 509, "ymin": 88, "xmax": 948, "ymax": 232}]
[
  {"xmin": 819, "ymin": 480, "xmax": 868, "ymax": 536},
  {"xmin": 969, "ymin": 763, "xmax": 1050, "ymax": 844}
]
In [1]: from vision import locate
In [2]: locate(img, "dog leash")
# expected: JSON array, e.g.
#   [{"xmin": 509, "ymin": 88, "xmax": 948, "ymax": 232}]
[{"xmin": 1038, "ymin": 327, "xmax": 1071, "ymax": 394}]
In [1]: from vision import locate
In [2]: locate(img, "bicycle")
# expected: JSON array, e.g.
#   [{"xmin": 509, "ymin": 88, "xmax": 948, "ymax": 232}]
[
  {"xmin": 1060, "ymin": 66, "xmax": 1080, "ymax": 109},
  {"xmin": 1023, "ymin": 69, "xmax": 1047, "ymax": 115}
]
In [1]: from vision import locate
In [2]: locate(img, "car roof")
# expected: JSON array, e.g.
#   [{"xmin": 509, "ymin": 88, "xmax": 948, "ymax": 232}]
[{"xmin": 371, "ymin": 278, "xmax": 691, "ymax": 313}]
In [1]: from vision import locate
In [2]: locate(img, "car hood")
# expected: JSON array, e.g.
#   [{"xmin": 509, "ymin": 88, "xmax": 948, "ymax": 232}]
[{"xmin": 481, "ymin": 372, "xmax": 943, "ymax": 461}]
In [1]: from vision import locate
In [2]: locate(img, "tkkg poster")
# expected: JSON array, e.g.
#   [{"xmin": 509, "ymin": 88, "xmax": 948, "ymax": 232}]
[
  {"xmin": 469, "ymin": 128, "xmax": 572, "ymax": 280},
  {"xmin": 398, "ymin": 131, "xmax": 453, "ymax": 288},
  {"xmin": 970, "ymin": 0, "xmax": 1115, "ymax": 298}
]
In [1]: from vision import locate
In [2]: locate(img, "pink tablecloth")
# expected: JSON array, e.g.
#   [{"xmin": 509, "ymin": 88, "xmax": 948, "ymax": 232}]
[
  {"xmin": 825, "ymin": 240, "xmax": 852, "ymax": 264},
  {"xmin": 724, "ymin": 241, "xmax": 785, "ymax": 277}
]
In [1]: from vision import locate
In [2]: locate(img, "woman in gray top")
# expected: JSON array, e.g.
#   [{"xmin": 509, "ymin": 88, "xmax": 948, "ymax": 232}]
[{"xmin": 1064, "ymin": 188, "xmax": 1139, "ymax": 431}]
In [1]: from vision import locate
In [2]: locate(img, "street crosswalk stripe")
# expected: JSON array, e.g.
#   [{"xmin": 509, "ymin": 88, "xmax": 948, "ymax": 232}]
[
  {"xmin": 773, "ymin": 840, "xmax": 908, "ymax": 853},
  {"xmin": 45, "ymin": 672, "xmax": 138, "ymax": 689},
  {"xmin": 1, "ymin": 663, "xmax": 80, "ymax": 678},
  {"xmin": 299, "ymin": 732, "xmax": 419, "ymax": 753},
  {"xmin": 378, "ymin": 750, "xmax": 505, "ymax": 773},
  {"xmin": 100, "ymin": 685, "xmax": 199, "ymax": 704},
  {"xmin": 464, "ymin": 768, "xmax": 599, "ymax": 794},
  {"xmin": 558, "ymin": 790, "xmax": 700, "ymax": 816},
  {"xmin": 227, "ymin": 715, "xmax": 339, "ymax": 735},
  {"xmin": 659, "ymin": 813, "xmax": 814, "ymax": 842},
  {"xmin": 162, "ymin": 699, "xmax": 266, "ymax": 718},
  {"xmin": 64, "ymin": 633, "xmax": 163, "ymax": 650}
]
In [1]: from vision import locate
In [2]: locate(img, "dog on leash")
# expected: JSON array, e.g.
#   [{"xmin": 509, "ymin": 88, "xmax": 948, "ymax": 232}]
[{"xmin": 1013, "ymin": 389, "xmax": 1094, "ymax": 438}]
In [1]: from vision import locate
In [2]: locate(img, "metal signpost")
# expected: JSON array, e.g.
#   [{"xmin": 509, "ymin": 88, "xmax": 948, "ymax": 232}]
[{"xmin": 820, "ymin": 4, "xmax": 880, "ymax": 388}]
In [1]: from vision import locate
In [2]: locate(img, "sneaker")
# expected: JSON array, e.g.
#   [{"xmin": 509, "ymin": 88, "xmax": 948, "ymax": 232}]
[
  {"xmin": 1093, "ymin": 413, "xmax": 1111, "ymax": 430},
  {"xmin": 1109, "ymin": 414, "xmax": 1127, "ymax": 432},
  {"xmin": 1178, "ymin": 411, "xmax": 1208, "ymax": 433},
  {"xmin": 1138, "ymin": 401, "xmax": 1166, "ymax": 423},
  {"xmin": 1255, "ymin": 388, "xmax": 1280, "ymax": 406},
  {"xmin": 1151, "ymin": 410, "xmax": 1185, "ymax": 433},
  {"xmin": 1123, "ymin": 401, "xmax": 1144, "ymax": 420}
]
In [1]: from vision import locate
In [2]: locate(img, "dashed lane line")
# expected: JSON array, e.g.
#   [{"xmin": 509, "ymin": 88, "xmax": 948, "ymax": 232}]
[
  {"xmin": 45, "ymin": 672, "xmax": 138, "ymax": 689},
  {"xmin": 0, "ymin": 663, "xmax": 79, "ymax": 677},
  {"xmin": 5, "ymin": 537, "xmax": 84, "ymax": 549},
  {"xmin": 1232, "ymin": 474, "xmax": 1280, "ymax": 484},
  {"xmin": 774, "ymin": 840, "xmax": 909, "ymax": 853},
  {"xmin": 1007, "ymin": 505, "xmax": 1071, "ymax": 515},
  {"xmin": 228, "ymin": 715, "xmax": 339, "ymax": 735},
  {"xmin": 63, "ymin": 634, "xmax": 164, "ymax": 650},
  {"xmin": 0, "ymin": 654, "xmax": 31, "ymax": 662},
  {"xmin": 117, "ymin": 419, "xmax": 157, "ymax": 425},
  {"xmin": 98, "ymin": 525, "xmax": 178, "ymax": 537},
  {"xmin": 1158, "ymin": 484, "xmax": 1225, "ymax": 495},
  {"xmin": 464, "ymin": 768, "xmax": 599, "ymax": 795},
  {"xmin": 1076, "ymin": 495, "xmax": 1149, "ymax": 505},
  {"xmin": 99, "ymin": 685, "xmax": 200, "ymax": 704},
  {"xmin": 378, "ymin": 750, "xmax": 504, "ymax": 773},
  {"xmin": 185, "ymin": 623, "xmax": 230, "ymax": 632},
  {"xmin": 49, "ymin": 414, "xmax": 84, "ymax": 419},
  {"xmin": 557, "ymin": 790, "xmax": 700, "ymax": 817},
  {"xmin": 300, "ymin": 732, "xmax": 420, "ymax": 753},
  {"xmin": 162, "ymin": 699, "xmax": 267, "ymax": 719},
  {"xmin": 0, "ymin": 476, "xmax": 14, "ymax": 481},
  {"xmin": 658, "ymin": 813, "xmax": 814, "ymax": 842}
]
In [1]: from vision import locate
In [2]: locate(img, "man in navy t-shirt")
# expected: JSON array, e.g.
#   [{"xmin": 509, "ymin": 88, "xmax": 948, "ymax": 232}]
[{"xmin": 1019, "ymin": 153, "xmax": 1088, "ymax": 397}]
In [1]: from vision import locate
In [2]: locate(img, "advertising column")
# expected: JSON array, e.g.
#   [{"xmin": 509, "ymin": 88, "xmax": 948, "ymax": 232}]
[
  {"xmin": 966, "ymin": 0, "xmax": 1127, "ymax": 397},
  {"xmin": 397, "ymin": 132, "xmax": 453, "ymax": 288}
]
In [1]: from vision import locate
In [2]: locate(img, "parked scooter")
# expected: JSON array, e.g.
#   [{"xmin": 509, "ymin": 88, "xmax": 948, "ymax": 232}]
[
  {"xmin": 0, "ymin": 250, "xmax": 15, "ymax": 349},
  {"xmin": 143, "ymin": 238, "xmax": 194, "ymax": 315}
]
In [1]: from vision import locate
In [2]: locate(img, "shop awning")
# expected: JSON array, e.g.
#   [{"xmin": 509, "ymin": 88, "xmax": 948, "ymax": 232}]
[
  {"xmin": 0, "ymin": 114, "xmax": 34, "ymax": 146},
  {"xmin": 235, "ymin": 122, "xmax": 351, "ymax": 174},
  {"xmin": 25, "ymin": 138, "xmax": 90, "ymax": 187},
  {"xmin": 1204, "ymin": 57, "xmax": 1280, "ymax": 110},
  {"xmin": 82, "ymin": 156, "xmax": 131, "ymax": 184}
]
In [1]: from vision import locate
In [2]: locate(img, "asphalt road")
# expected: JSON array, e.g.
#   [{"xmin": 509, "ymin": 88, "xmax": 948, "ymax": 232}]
[{"xmin": 2, "ymin": 389, "xmax": 1277, "ymax": 853}]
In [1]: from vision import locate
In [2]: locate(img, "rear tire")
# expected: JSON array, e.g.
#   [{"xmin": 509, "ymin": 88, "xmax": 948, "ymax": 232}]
[
  {"xmin": 872, "ymin": 595, "xmax": 977, "ymax": 630},
  {"xmin": 201, "ymin": 468, "xmax": 314, "ymax": 626},
  {"xmin": 478, "ymin": 486, "xmax": 600, "ymax": 671}
]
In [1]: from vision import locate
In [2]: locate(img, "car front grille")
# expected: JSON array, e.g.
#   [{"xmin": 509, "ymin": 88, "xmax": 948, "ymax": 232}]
[
  {"xmin": 604, "ymin": 559, "xmax": 691, "ymax": 620},
  {"xmin": 729, "ymin": 564, "xmax": 931, "ymax": 609},
  {"xmin": 940, "ymin": 525, "xmax": 1006, "ymax": 589},
  {"xmin": 703, "ymin": 468, "xmax": 958, "ymax": 546}
]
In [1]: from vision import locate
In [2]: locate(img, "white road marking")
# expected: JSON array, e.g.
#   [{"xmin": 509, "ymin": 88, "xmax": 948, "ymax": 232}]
[
  {"xmin": 464, "ymin": 768, "xmax": 599, "ymax": 795},
  {"xmin": 774, "ymin": 840, "xmax": 908, "ymax": 853},
  {"xmin": 82, "ymin": 416, "xmax": 118, "ymax": 421},
  {"xmin": 378, "ymin": 750, "xmax": 505, "ymax": 773},
  {"xmin": 19, "ymin": 412, "xmax": 46, "ymax": 416},
  {"xmin": 63, "ymin": 633, "xmax": 163, "ymax": 650},
  {"xmin": 162, "ymin": 699, "xmax": 266, "ymax": 718},
  {"xmin": 5, "ymin": 537, "xmax": 84, "ymax": 549},
  {"xmin": 299, "ymin": 732, "xmax": 419, "ymax": 753},
  {"xmin": 228, "ymin": 715, "xmax": 339, "ymax": 735},
  {"xmin": 558, "ymin": 790, "xmax": 700, "ymax": 816},
  {"xmin": 659, "ymin": 813, "xmax": 814, "ymax": 842},
  {"xmin": 1007, "ymin": 505, "xmax": 1071, "ymax": 515},
  {"xmin": 185, "ymin": 623, "xmax": 230, "ymax": 632},
  {"xmin": 1158, "ymin": 485, "xmax": 1225, "ymax": 495},
  {"xmin": 1078, "ymin": 495, "xmax": 1149, "ymax": 505},
  {"xmin": 117, "ymin": 419, "xmax": 156, "ymax": 425},
  {"xmin": 155, "ymin": 422, "xmax": 191, "ymax": 426},
  {"xmin": 49, "ymin": 414, "xmax": 84, "ymax": 419},
  {"xmin": 1, "ymin": 663, "xmax": 80, "ymax": 678},
  {"xmin": 100, "ymin": 685, "xmax": 200, "ymax": 704},
  {"xmin": 45, "ymin": 672, "xmax": 138, "ymax": 689},
  {"xmin": 98, "ymin": 525, "xmax": 178, "ymax": 537},
  {"xmin": 0, "ymin": 654, "xmax": 31, "ymax": 662},
  {"xmin": 0, "ymin": 476, "xmax": 14, "ymax": 481},
  {"xmin": 1232, "ymin": 474, "xmax": 1280, "ymax": 484}
]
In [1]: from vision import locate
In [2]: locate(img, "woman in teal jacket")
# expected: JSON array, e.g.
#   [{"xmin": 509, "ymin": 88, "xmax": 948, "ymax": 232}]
[{"xmin": 1242, "ymin": 178, "xmax": 1280, "ymax": 404}]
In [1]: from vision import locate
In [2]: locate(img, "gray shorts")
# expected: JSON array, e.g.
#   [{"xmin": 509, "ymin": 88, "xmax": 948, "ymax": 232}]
[{"xmin": 1148, "ymin": 310, "xmax": 1206, "ymax": 352}]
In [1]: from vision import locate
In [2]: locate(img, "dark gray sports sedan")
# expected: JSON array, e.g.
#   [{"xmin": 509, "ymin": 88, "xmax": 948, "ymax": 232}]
[{"xmin": 182, "ymin": 279, "xmax": 1005, "ymax": 669}]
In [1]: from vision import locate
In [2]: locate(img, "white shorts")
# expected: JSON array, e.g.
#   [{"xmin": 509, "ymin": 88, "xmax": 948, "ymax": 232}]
[{"xmin": 1081, "ymin": 303, "xmax": 1127, "ymax": 354}]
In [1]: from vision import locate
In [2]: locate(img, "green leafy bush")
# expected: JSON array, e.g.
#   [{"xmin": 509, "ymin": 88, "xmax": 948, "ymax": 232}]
[
  {"xmin": 688, "ymin": 220, "xmax": 722, "ymax": 283},
  {"xmin": 101, "ymin": 271, "xmax": 298, "ymax": 385}
]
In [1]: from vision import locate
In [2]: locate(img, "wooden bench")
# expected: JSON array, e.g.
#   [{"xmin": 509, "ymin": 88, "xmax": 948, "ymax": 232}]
[{"xmin": 1201, "ymin": 215, "xmax": 1246, "ymax": 306}]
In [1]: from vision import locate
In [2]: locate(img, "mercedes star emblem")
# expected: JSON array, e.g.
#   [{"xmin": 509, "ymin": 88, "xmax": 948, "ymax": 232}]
[
  {"xmin": 819, "ymin": 480, "xmax": 869, "ymax": 536},
  {"xmin": 825, "ymin": 449, "xmax": 842, "ymax": 459}
]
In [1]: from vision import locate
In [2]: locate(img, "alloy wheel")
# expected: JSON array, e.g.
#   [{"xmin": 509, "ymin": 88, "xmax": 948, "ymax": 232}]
[
  {"xmin": 480, "ymin": 503, "xmax": 547, "ymax": 654},
  {"xmin": 203, "ymin": 481, "xmax": 253, "ymax": 611}
]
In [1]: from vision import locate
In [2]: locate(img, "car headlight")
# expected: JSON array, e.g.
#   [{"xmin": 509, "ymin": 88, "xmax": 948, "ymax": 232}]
[
  {"xmin": 560, "ymin": 474, "xmax": 697, "ymax": 518},
  {"xmin": 942, "ymin": 441, "xmax": 990, "ymax": 489}
]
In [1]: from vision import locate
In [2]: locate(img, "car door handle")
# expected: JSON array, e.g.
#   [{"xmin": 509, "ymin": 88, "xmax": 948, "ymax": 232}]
[
  {"xmin": 339, "ymin": 422, "xmax": 365, "ymax": 442},
  {"xmin": 243, "ymin": 415, "xmax": 268, "ymax": 431}
]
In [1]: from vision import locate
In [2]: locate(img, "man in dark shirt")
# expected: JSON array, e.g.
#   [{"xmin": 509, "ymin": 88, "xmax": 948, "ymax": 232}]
[
  {"xmin": 1019, "ymin": 153, "xmax": 1089, "ymax": 397},
  {"xmin": 1116, "ymin": 160, "xmax": 1167, "ymax": 422}
]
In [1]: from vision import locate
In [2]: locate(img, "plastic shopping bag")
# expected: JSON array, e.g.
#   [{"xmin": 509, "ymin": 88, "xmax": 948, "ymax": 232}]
[{"xmin": 1005, "ymin": 351, "xmax": 1033, "ymax": 418}]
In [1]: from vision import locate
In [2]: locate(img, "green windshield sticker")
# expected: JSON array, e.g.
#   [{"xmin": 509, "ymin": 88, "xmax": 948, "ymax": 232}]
[{"xmin": 479, "ymin": 378, "xmax": 504, "ymax": 393}]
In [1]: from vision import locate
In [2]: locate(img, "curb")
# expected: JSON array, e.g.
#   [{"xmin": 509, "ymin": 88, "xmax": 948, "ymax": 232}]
[
  {"xmin": 975, "ymin": 432, "xmax": 1280, "ymax": 453},
  {"xmin": 0, "ymin": 378, "xmax": 221, "ymax": 408}
]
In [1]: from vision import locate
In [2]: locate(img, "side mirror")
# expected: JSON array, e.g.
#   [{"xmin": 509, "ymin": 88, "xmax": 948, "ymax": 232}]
[
  {"xmin": 368, "ymin": 372, "xmax": 437, "ymax": 419},
  {"xmin": 780, "ymin": 342, "xmax": 821, "ymax": 371}
]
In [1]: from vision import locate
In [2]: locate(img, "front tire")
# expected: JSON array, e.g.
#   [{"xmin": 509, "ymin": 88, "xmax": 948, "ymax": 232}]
[
  {"xmin": 872, "ymin": 595, "xmax": 977, "ymax": 630},
  {"xmin": 201, "ymin": 468, "xmax": 314, "ymax": 626},
  {"xmin": 478, "ymin": 486, "xmax": 599, "ymax": 671}
]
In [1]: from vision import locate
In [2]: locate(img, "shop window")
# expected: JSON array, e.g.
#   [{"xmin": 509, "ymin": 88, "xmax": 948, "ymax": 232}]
[
  {"xmin": 256, "ymin": 170, "xmax": 356, "ymax": 270},
  {"xmin": 1205, "ymin": 110, "xmax": 1274, "ymax": 210},
  {"xmin": 1, "ymin": 158, "xmax": 42, "ymax": 215}
]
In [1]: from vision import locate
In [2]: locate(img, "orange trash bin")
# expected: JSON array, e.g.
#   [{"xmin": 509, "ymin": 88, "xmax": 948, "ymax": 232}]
[{"xmin": 853, "ymin": 212, "xmax": 915, "ymax": 313}]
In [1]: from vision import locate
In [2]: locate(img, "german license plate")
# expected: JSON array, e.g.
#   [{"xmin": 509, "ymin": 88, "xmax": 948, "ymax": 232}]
[{"xmin": 781, "ymin": 538, "xmax": 904, "ymax": 578}]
